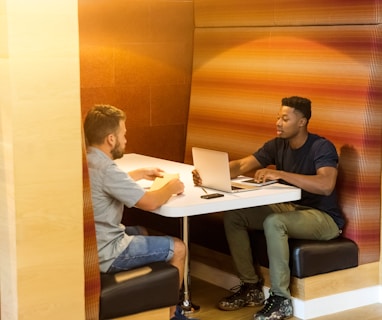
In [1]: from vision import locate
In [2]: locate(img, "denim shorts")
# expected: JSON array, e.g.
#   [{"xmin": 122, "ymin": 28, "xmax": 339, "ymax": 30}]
[{"xmin": 107, "ymin": 226, "xmax": 174, "ymax": 273}]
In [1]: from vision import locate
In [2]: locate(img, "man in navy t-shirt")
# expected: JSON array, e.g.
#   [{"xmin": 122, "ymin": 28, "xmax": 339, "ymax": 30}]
[{"xmin": 193, "ymin": 96, "xmax": 344, "ymax": 320}]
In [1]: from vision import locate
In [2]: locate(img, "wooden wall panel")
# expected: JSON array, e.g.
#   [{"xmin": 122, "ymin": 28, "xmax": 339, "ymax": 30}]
[
  {"xmin": 0, "ymin": 0, "xmax": 84, "ymax": 319},
  {"xmin": 186, "ymin": 25, "xmax": 382, "ymax": 264},
  {"xmin": 195, "ymin": 0, "xmax": 381, "ymax": 27},
  {"xmin": 78, "ymin": 0, "xmax": 194, "ymax": 162}
]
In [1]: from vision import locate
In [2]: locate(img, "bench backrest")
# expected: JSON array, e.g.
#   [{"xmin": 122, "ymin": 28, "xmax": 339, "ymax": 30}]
[{"xmin": 185, "ymin": 0, "xmax": 382, "ymax": 265}]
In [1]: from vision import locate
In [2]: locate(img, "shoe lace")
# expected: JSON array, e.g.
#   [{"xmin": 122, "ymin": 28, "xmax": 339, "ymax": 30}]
[
  {"xmin": 258, "ymin": 296, "xmax": 275, "ymax": 314},
  {"xmin": 229, "ymin": 283, "xmax": 243, "ymax": 293},
  {"xmin": 227, "ymin": 283, "xmax": 247, "ymax": 298},
  {"xmin": 229, "ymin": 280, "xmax": 263, "ymax": 293}
]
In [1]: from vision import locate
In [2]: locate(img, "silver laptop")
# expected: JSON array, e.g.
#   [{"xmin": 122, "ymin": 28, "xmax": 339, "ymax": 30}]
[{"xmin": 192, "ymin": 147, "xmax": 276, "ymax": 193}]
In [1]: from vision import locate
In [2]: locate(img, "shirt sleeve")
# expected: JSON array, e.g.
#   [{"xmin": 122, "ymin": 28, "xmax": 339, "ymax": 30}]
[
  {"xmin": 313, "ymin": 139, "xmax": 339, "ymax": 170},
  {"xmin": 103, "ymin": 163, "xmax": 145, "ymax": 208},
  {"xmin": 253, "ymin": 139, "xmax": 277, "ymax": 167}
]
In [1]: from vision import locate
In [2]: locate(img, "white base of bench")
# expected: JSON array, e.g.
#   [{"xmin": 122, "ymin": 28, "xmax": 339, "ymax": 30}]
[
  {"xmin": 292, "ymin": 286, "xmax": 381, "ymax": 319},
  {"xmin": 190, "ymin": 260, "xmax": 382, "ymax": 319}
]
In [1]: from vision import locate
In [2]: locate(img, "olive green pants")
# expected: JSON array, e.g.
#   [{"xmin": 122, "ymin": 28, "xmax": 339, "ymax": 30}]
[{"xmin": 223, "ymin": 203, "xmax": 340, "ymax": 298}]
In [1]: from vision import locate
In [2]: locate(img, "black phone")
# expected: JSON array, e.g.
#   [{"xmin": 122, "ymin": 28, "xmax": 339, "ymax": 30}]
[{"xmin": 201, "ymin": 193, "xmax": 224, "ymax": 199}]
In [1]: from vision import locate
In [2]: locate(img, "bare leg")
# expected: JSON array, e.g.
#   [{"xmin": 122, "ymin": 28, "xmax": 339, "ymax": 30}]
[{"xmin": 169, "ymin": 237, "xmax": 186, "ymax": 318}]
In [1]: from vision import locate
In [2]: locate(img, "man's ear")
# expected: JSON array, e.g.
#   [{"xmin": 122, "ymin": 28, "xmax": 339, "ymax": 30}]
[
  {"xmin": 299, "ymin": 117, "xmax": 307, "ymax": 127},
  {"xmin": 105, "ymin": 133, "xmax": 116, "ymax": 146}
]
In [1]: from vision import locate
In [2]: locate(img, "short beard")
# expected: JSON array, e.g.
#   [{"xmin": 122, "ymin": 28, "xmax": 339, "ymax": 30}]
[{"xmin": 111, "ymin": 141, "xmax": 124, "ymax": 160}]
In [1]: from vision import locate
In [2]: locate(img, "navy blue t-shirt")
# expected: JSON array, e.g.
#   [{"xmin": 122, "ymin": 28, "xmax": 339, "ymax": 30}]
[{"xmin": 254, "ymin": 133, "xmax": 345, "ymax": 229}]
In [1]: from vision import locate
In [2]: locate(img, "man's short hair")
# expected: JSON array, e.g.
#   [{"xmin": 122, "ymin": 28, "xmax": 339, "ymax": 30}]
[
  {"xmin": 84, "ymin": 104, "xmax": 126, "ymax": 146},
  {"xmin": 282, "ymin": 96, "xmax": 311, "ymax": 121}
]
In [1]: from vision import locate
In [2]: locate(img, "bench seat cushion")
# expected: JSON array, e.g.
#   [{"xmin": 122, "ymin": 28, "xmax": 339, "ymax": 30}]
[
  {"xmin": 289, "ymin": 238, "xmax": 358, "ymax": 278},
  {"xmin": 250, "ymin": 232, "xmax": 359, "ymax": 278},
  {"xmin": 99, "ymin": 261, "xmax": 179, "ymax": 319}
]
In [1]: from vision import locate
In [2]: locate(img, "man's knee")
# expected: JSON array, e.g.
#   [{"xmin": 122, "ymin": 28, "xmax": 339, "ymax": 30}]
[
  {"xmin": 263, "ymin": 213, "xmax": 284, "ymax": 232},
  {"xmin": 223, "ymin": 210, "xmax": 243, "ymax": 227},
  {"xmin": 173, "ymin": 237, "xmax": 186, "ymax": 257}
]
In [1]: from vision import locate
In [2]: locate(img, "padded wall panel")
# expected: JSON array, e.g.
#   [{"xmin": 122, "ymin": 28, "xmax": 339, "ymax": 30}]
[
  {"xmin": 185, "ymin": 25, "xmax": 381, "ymax": 264},
  {"xmin": 194, "ymin": 0, "xmax": 381, "ymax": 27},
  {"xmin": 83, "ymin": 134, "xmax": 101, "ymax": 320}
]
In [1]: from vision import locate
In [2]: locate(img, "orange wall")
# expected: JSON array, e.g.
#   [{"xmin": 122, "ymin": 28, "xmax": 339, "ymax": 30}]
[
  {"xmin": 186, "ymin": 0, "xmax": 381, "ymax": 265},
  {"xmin": 78, "ymin": 0, "xmax": 194, "ymax": 162}
]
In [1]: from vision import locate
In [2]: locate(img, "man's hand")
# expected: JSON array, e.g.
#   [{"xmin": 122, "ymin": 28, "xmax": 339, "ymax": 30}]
[
  {"xmin": 192, "ymin": 169, "xmax": 202, "ymax": 186},
  {"xmin": 141, "ymin": 167, "xmax": 164, "ymax": 181},
  {"xmin": 254, "ymin": 168, "xmax": 280, "ymax": 183},
  {"xmin": 165, "ymin": 178, "xmax": 185, "ymax": 195},
  {"xmin": 129, "ymin": 167, "xmax": 164, "ymax": 181},
  {"xmin": 136, "ymin": 177, "xmax": 184, "ymax": 211},
  {"xmin": 254, "ymin": 166, "xmax": 338, "ymax": 196}
]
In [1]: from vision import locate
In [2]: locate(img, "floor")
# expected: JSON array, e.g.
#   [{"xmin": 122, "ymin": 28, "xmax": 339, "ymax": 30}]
[{"xmin": 187, "ymin": 277, "xmax": 382, "ymax": 320}]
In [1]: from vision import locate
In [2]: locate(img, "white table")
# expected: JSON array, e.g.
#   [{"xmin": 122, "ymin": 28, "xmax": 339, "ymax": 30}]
[{"xmin": 115, "ymin": 153, "xmax": 301, "ymax": 312}]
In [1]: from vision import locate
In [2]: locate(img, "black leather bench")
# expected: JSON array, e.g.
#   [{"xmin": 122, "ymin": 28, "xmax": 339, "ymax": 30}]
[
  {"xmin": 99, "ymin": 261, "xmax": 179, "ymax": 319},
  {"xmin": 189, "ymin": 212, "xmax": 358, "ymax": 278},
  {"xmin": 250, "ymin": 232, "xmax": 358, "ymax": 278},
  {"xmin": 123, "ymin": 208, "xmax": 359, "ymax": 280}
]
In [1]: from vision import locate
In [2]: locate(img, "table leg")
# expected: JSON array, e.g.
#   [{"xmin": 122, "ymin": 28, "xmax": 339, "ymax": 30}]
[{"xmin": 180, "ymin": 216, "xmax": 200, "ymax": 314}]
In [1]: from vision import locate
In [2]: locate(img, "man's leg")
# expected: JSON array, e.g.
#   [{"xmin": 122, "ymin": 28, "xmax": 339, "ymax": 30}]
[
  {"xmin": 125, "ymin": 226, "xmax": 186, "ymax": 290},
  {"xmin": 254, "ymin": 205, "xmax": 340, "ymax": 320},
  {"xmin": 224, "ymin": 207, "xmax": 270, "ymax": 283},
  {"xmin": 169, "ymin": 237, "xmax": 187, "ymax": 319},
  {"xmin": 218, "ymin": 206, "xmax": 273, "ymax": 311},
  {"xmin": 264, "ymin": 206, "xmax": 340, "ymax": 297},
  {"xmin": 107, "ymin": 232, "xmax": 190, "ymax": 319}
]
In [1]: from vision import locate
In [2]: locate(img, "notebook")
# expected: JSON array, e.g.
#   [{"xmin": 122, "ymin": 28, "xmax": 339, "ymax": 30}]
[
  {"xmin": 191, "ymin": 147, "xmax": 277, "ymax": 193},
  {"xmin": 150, "ymin": 173, "xmax": 179, "ymax": 191}
]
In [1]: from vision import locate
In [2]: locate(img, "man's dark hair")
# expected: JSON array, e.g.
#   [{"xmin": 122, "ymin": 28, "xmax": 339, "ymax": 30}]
[
  {"xmin": 84, "ymin": 105, "xmax": 126, "ymax": 146},
  {"xmin": 282, "ymin": 96, "xmax": 311, "ymax": 122}
]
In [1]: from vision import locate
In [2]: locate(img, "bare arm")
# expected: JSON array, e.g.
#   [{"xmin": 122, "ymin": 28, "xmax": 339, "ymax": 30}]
[
  {"xmin": 192, "ymin": 154, "xmax": 263, "ymax": 185},
  {"xmin": 135, "ymin": 178, "xmax": 184, "ymax": 211},
  {"xmin": 128, "ymin": 167, "xmax": 164, "ymax": 181},
  {"xmin": 254, "ymin": 166, "xmax": 338, "ymax": 196},
  {"xmin": 229, "ymin": 155, "xmax": 263, "ymax": 178}
]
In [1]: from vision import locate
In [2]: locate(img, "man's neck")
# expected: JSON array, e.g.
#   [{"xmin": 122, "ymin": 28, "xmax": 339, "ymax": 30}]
[
  {"xmin": 90, "ymin": 144, "xmax": 113, "ymax": 159},
  {"xmin": 289, "ymin": 131, "xmax": 309, "ymax": 149}
]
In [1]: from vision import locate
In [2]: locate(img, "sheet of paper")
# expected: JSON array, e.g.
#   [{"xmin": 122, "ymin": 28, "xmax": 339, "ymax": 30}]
[{"xmin": 149, "ymin": 173, "xmax": 179, "ymax": 191}]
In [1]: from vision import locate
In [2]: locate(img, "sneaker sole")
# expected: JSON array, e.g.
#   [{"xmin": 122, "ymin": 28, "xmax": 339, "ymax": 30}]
[{"xmin": 219, "ymin": 300, "xmax": 265, "ymax": 311}]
